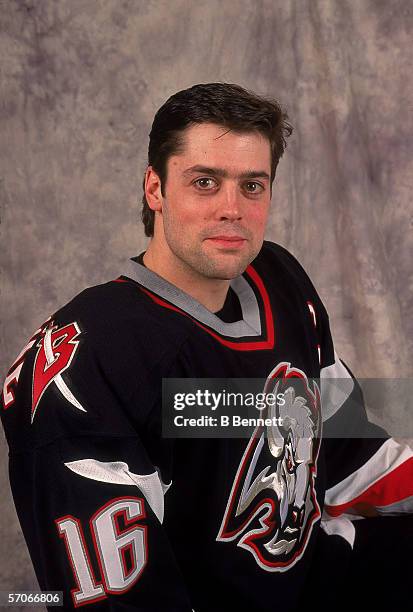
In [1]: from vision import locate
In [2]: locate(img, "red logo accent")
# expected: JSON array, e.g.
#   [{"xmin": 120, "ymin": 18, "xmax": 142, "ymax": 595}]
[
  {"xmin": 32, "ymin": 322, "xmax": 82, "ymax": 421},
  {"xmin": 2, "ymin": 317, "xmax": 52, "ymax": 410}
]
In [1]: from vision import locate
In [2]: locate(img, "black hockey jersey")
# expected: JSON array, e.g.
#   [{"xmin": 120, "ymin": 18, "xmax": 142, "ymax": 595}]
[{"xmin": 2, "ymin": 241, "xmax": 413, "ymax": 611}]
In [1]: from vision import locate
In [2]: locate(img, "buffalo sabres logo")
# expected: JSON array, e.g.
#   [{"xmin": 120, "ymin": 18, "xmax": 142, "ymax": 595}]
[
  {"xmin": 217, "ymin": 363, "xmax": 321, "ymax": 572},
  {"xmin": 32, "ymin": 321, "xmax": 85, "ymax": 422}
]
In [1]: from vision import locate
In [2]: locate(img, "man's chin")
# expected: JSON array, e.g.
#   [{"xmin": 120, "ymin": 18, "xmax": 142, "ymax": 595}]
[
  {"xmin": 199, "ymin": 241, "xmax": 262, "ymax": 279},
  {"xmin": 195, "ymin": 257, "xmax": 252, "ymax": 280}
]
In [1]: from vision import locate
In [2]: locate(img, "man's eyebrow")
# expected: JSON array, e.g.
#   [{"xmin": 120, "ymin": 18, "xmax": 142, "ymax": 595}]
[{"xmin": 182, "ymin": 165, "xmax": 270, "ymax": 180}]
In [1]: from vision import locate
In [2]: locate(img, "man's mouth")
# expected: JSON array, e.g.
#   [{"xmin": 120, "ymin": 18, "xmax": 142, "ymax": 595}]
[{"xmin": 205, "ymin": 236, "xmax": 247, "ymax": 248}]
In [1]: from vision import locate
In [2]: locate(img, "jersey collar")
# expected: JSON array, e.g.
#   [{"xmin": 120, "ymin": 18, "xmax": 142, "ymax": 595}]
[
  {"xmin": 124, "ymin": 258, "xmax": 263, "ymax": 338},
  {"xmin": 121, "ymin": 258, "xmax": 275, "ymax": 350}
]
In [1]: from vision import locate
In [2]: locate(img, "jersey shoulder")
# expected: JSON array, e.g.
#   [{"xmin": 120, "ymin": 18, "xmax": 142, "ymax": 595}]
[
  {"xmin": 257, "ymin": 241, "xmax": 334, "ymax": 368},
  {"xmin": 1, "ymin": 279, "xmax": 189, "ymax": 452},
  {"xmin": 258, "ymin": 241, "xmax": 328, "ymax": 312},
  {"xmin": 55, "ymin": 278, "xmax": 189, "ymax": 350}
]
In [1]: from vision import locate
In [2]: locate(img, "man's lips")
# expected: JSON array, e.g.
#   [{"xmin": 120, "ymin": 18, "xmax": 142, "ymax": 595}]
[
  {"xmin": 205, "ymin": 236, "xmax": 247, "ymax": 248},
  {"xmin": 208, "ymin": 235, "xmax": 246, "ymax": 241}
]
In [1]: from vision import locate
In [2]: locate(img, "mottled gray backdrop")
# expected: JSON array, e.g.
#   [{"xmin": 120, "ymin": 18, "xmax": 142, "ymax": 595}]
[{"xmin": 1, "ymin": 0, "xmax": 412, "ymax": 601}]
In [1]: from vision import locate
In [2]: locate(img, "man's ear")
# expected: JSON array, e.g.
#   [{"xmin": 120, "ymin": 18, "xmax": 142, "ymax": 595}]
[{"xmin": 145, "ymin": 166, "xmax": 163, "ymax": 212}]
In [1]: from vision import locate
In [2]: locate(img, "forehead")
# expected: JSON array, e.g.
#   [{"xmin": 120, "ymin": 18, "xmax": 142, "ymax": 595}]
[{"xmin": 170, "ymin": 122, "xmax": 271, "ymax": 170}]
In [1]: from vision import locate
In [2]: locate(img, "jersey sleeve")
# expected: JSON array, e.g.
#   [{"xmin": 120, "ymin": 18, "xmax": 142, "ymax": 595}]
[
  {"xmin": 1, "ymin": 313, "xmax": 192, "ymax": 611},
  {"xmin": 9, "ymin": 437, "xmax": 192, "ymax": 610},
  {"xmin": 317, "ymin": 304, "xmax": 413, "ymax": 521}
]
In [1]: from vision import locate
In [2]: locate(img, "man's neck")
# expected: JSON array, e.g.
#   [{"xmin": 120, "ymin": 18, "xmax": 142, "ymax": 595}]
[{"xmin": 143, "ymin": 244, "xmax": 230, "ymax": 313}]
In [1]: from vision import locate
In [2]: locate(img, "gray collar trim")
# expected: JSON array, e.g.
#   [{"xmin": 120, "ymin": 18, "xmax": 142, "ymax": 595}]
[{"xmin": 123, "ymin": 260, "xmax": 262, "ymax": 338}]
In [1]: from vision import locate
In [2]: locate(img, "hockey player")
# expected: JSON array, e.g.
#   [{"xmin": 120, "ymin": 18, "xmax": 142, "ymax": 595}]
[{"xmin": 2, "ymin": 83, "xmax": 413, "ymax": 611}]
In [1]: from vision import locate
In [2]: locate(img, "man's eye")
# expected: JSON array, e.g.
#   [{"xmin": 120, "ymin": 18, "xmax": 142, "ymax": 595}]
[
  {"xmin": 244, "ymin": 182, "xmax": 264, "ymax": 193},
  {"xmin": 194, "ymin": 178, "xmax": 217, "ymax": 189}
]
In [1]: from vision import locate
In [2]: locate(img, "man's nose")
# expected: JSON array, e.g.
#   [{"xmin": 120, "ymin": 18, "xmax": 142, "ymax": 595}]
[{"xmin": 215, "ymin": 183, "xmax": 242, "ymax": 220}]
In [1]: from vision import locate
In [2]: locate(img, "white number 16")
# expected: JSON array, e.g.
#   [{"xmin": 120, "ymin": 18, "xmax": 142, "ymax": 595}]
[{"xmin": 56, "ymin": 497, "xmax": 147, "ymax": 607}]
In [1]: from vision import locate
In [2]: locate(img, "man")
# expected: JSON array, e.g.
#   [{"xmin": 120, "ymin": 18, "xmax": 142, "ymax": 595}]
[{"xmin": 1, "ymin": 83, "xmax": 412, "ymax": 611}]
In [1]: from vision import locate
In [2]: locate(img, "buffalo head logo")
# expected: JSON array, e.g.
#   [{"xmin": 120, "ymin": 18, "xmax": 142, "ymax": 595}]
[{"xmin": 217, "ymin": 363, "xmax": 321, "ymax": 571}]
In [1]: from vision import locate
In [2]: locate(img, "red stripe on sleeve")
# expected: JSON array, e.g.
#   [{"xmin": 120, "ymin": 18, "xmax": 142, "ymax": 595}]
[{"xmin": 325, "ymin": 457, "xmax": 413, "ymax": 517}]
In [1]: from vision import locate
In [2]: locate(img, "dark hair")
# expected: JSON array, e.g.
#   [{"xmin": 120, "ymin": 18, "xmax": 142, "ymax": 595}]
[{"xmin": 141, "ymin": 82, "xmax": 293, "ymax": 237}]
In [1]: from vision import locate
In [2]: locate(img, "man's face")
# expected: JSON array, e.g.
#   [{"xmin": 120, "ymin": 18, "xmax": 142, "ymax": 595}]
[{"xmin": 150, "ymin": 122, "xmax": 272, "ymax": 280}]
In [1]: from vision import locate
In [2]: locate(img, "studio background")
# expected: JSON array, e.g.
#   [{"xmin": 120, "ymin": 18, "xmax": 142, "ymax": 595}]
[{"xmin": 1, "ymin": 0, "xmax": 412, "ymax": 601}]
